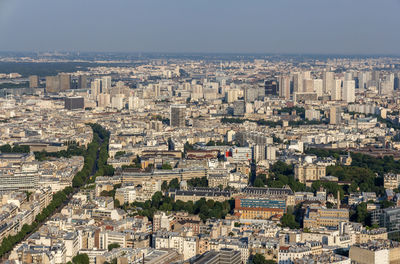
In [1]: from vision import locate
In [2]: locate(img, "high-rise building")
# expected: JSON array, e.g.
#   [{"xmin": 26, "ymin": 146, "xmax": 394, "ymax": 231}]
[
  {"xmin": 331, "ymin": 79, "xmax": 342, "ymax": 101},
  {"xmin": 45, "ymin": 76, "xmax": 60, "ymax": 93},
  {"xmin": 265, "ymin": 80, "xmax": 278, "ymax": 96},
  {"xmin": 313, "ymin": 79, "xmax": 323, "ymax": 97},
  {"xmin": 323, "ymin": 71, "xmax": 334, "ymax": 94},
  {"xmin": 91, "ymin": 79, "xmax": 102, "ymax": 99},
  {"xmin": 59, "ymin": 74, "xmax": 71, "ymax": 91},
  {"xmin": 78, "ymin": 75, "xmax": 88, "ymax": 89},
  {"xmin": 102, "ymin": 76, "xmax": 112, "ymax": 93},
  {"xmin": 97, "ymin": 93, "xmax": 111, "ymax": 108},
  {"xmin": 303, "ymin": 79, "xmax": 314, "ymax": 93},
  {"xmin": 170, "ymin": 104, "xmax": 186, "ymax": 127},
  {"xmin": 330, "ymin": 106, "xmax": 341, "ymax": 125},
  {"xmin": 233, "ymin": 100, "xmax": 245, "ymax": 116},
  {"xmin": 293, "ymin": 73, "xmax": 303, "ymax": 93},
  {"xmin": 343, "ymin": 80, "xmax": 355, "ymax": 103},
  {"xmin": 29, "ymin": 75, "xmax": 39, "ymax": 88},
  {"xmin": 279, "ymin": 76, "xmax": 291, "ymax": 99}
]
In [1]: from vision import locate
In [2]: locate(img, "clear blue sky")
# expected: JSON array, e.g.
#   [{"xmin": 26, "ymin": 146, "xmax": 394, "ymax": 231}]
[{"xmin": 0, "ymin": 0, "xmax": 399, "ymax": 54}]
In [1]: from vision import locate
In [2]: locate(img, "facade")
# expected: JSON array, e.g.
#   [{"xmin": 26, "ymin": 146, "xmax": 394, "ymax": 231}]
[
  {"xmin": 64, "ymin": 97, "xmax": 84, "ymax": 110},
  {"xmin": 303, "ymin": 206, "xmax": 349, "ymax": 229},
  {"xmin": 349, "ymin": 240, "xmax": 400, "ymax": 264},
  {"xmin": 170, "ymin": 104, "xmax": 186, "ymax": 127},
  {"xmin": 29, "ymin": 75, "xmax": 39, "ymax": 88},
  {"xmin": 294, "ymin": 163, "xmax": 326, "ymax": 184}
]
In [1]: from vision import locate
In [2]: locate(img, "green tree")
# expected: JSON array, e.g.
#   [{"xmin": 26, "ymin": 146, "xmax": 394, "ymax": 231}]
[
  {"xmin": 72, "ymin": 253, "xmax": 89, "ymax": 264},
  {"xmin": 107, "ymin": 243, "xmax": 121, "ymax": 251}
]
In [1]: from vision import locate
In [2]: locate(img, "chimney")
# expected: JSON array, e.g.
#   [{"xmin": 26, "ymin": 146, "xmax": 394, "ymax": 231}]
[{"xmin": 337, "ymin": 190, "xmax": 341, "ymax": 209}]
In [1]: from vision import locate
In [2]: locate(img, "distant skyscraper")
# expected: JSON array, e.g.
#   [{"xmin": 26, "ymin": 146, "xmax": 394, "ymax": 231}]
[
  {"xmin": 233, "ymin": 100, "xmax": 245, "ymax": 116},
  {"xmin": 313, "ymin": 79, "xmax": 323, "ymax": 97},
  {"xmin": 278, "ymin": 76, "xmax": 291, "ymax": 99},
  {"xmin": 91, "ymin": 79, "xmax": 102, "ymax": 99},
  {"xmin": 323, "ymin": 71, "xmax": 334, "ymax": 94},
  {"xmin": 265, "ymin": 80, "xmax": 278, "ymax": 96},
  {"xmin": 331, "ymin": 79, "xmax": 342, "ymax": 101},
  {"xmin": 170, "ymin": 104, "xmax": 186, "ymax": 127},
  {"xmin": 343, "ymin": 80, "xmax": 355, "ymax": 103},
  {"xmin": 29, "ymin": 75, "xmax": 39, "ymax": 88},
  {"xmin": 102, "ymin": 76, "xmax": 112, "ymax": 93},
  {"xmin": 45, "ymin": 76, "xmax": 60, "ymax": 93},
  {"xmin": 293, "ymin": 73, "xmax": 303, "ymax": 93},
  {"xmin": 330, "ymin": 106, "xmax": 341, "ymax": 125},
  {"xmin": 78, "ymin": 75, "xmax": 88, "ymax": 89},
  {"xmin": 303, "ymin": 79, "xmax": 314, "ymax": 93},
  {"xmin": 358, "ymin": 72, "xmax": 371, "ymax": 91},
  {"xmin": 59, "ymin": 74, "xmax": 71, "ymax": 91}
]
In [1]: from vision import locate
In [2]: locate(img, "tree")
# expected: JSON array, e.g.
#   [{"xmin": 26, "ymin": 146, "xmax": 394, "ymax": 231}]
[
  {"xmin": 108, "ymin": 243, "xmax": 121, "ymax": 251},
  {"xmin": 251, "ymin": 253, "xmax": 276, "ymax": 264},
  {"xmin": 72, "ymin": 253, "xmax": 89, "ymax": 264},
  {"xmin": 254, "ymin": 178, "xmax": 265, "ymax": 187}
]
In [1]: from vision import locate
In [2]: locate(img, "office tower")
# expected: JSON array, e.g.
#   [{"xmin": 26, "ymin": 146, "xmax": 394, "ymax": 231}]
[
  {"xmin": 225, "ymin": 89, "xmax": 239, "ymax": 103},
  {"xmin": 358, "ymin": 72, "xmax": 370, "ymax": 91},
  {"xmin": 330, "ymin": 106, "xmax": 341, "ymax": 125},
  {"xmin": 111, "ymin": 94, "xmax": 124, "ymax": 110},
  {"xmin": 279, "ymin": 76, "xmax": 291, "ymax": 99},
  {"xmin": 64, "ymin": 97, "xmax": 84, "ymax": 110},
  {"xmin": 266, "ymin": 145, "xmax": 276, "ymax": 161},
  {"xmin": 323, "ymin": 71, "xmax": 334, "ymax": 94},
  {"xmin": 102, "ymin": 76, "xmax": 112, "ymax": 93},
  {"xmin": 395, "ymin": 73, "xmax": 400, "ymax": 90},
  {"xmin": 343, "ymin": 80, "xmax": 355, "ymax": 103},
  {"xmin": 331, "ymin": 79, "xmax": 342, "ymax": 101},
  {"xmin": 313, "ymin": 79, "xmax": 323, "ymax": 97},
  {"xmin": 97, "ymin": 93, "xmax": 111, "ymax": 108},
  {"xmin": 78, "ymin": 75, "xmax": 88, "ymax": 89},
  {"xmin": 244, "ymin": 87, "xmax": 259, "ymax": 102},
  {"xmin": 380, "ymin": 79, "xmax": 394, "ymax": 95},
  {"xmin": 253, "ymin": 145, "xmax": 266, "ymax": 162},
  {"xmin": 45, "ymin": 76, "xmax": 60, "ymax": 93},
  {"xmin": 265, "ymin": 80, "xmax": 278, "ymax": 96},
  {"xmin": 91, "ymin": 79, "xmax": 102, "ymax": 99},
  {"xmin": 59, "ymin": 74, "xmax": 71, "ymax": 91},
  {"xmin": 293, "ymin": 73, "xmax": 303, "ymax": 93},
  {"xmin": 170, "ymin": 104, "xmax": 186, "ymax": 127},
  {"xmin": 233, "ymin": 100, "xmax": 245, "ymax": 116},
  {"xmin": 303, "ymin": 79, "xmax": 314, "ymax": 93},
  {"xmin": 29, "ymin": 75, "xmax": 39, "ymax": 88}
]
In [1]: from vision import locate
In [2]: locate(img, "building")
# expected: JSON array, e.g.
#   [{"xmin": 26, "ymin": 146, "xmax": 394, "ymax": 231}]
[
  {"xmin": 29, "ymin": 75, "xmax": 39, "ymax": 88},
  {"xmin": 372, "ymin": 207, "xmax": 400, "ymax": 232},
  {"xmin": 78, "ymin": 75, "xmax": 88, "ymax": 89},
  {"xmin": 349, "ymin": 240, "xmax": 400, "ymax": 264},
  {"xmin": 279, "ymin": 76, "xmax": 291, "ymax": 99},
  {"xmin": 170, "ymin": 104, "xmax": 186, "ymax": 127},
  {"xmin": 342, "ymin": 80, "xmax": 355, "ymax": 103},
  {"xmin": 331, "ymin": 79, "xmax": 342, "ymax": 101},
  {"xmin": 64, "ymin": 97, "xmax": 84, "ymax": 110},
  {"xmin": 303, "ymin": 206, "xmax": 349, "ymax": 229},
  {"xmin": 330, "ymin": 106, "xmax": 341, "ymax": 125},
  {"xmin": 191, "ymin": 248, "xmax": 241, "ymax": 264},
  {"xmin": 323, "ymin": 71, "xmax": 334, "ymax": 94},
  {"xmin": 265, "ymin": 80, "xmax": 278, "ymax": 96},
  {"xmin": 294, "ymin": 163, "xmax": 326, "ymax": 184},
  {"xmin": 46, "ymin": 76, "xmax": 60, "ymax": 93},
  {"xmin": 384, "ymin": 173, "xmax": 400, "ymax": 190},
  {"xmin": 59, "ymin": 74, "xmax": 71, "ymax": 91}
]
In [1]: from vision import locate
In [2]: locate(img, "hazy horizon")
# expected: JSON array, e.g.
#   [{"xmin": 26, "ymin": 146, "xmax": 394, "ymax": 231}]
[{"xmin": 1, "ymin": 0, "xmax": 400, "ymax": 55}]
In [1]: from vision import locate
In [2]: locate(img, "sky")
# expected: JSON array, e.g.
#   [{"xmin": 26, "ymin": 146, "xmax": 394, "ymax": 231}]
[{"xmin": 0, "ymin": 0, "xmax": 400, "ymax": 55}]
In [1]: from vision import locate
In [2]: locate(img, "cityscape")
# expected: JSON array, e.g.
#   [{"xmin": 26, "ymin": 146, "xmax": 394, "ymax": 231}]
[{"xmin": 1, "ymin": 1, "xmax": 400, "ymax": 264}]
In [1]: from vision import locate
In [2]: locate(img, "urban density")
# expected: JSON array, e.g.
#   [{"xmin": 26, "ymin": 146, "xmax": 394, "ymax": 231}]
[{"xmin": 0, "ymin": 52, "xmax": 400, "ymax": 264}]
